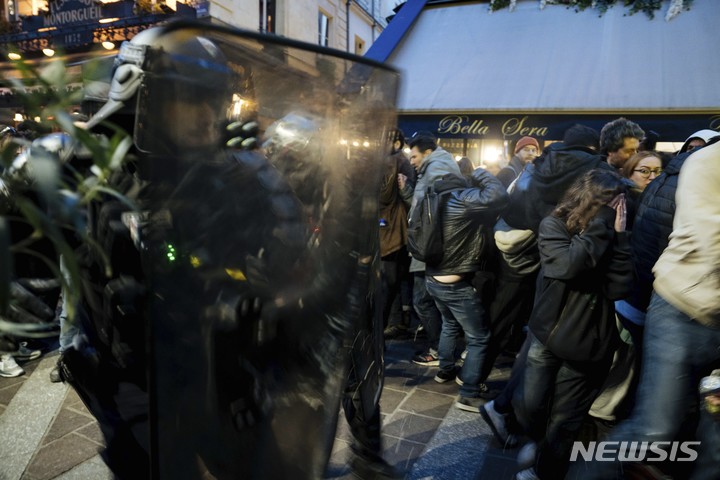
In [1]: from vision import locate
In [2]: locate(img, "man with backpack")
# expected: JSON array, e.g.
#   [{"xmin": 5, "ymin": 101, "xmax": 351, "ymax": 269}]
[
  {"xmin": 422, "ymin": 170, "xmax": 508, "ymax": 412},
  {"xmin": 403, "ymin": 131, "xmax": 462, "ymax": 366}
]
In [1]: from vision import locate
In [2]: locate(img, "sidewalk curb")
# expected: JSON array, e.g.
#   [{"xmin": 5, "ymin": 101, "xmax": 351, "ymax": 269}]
[{"xmin": 0, "ymin": 355, "xmax": 68, "ymax": 480}]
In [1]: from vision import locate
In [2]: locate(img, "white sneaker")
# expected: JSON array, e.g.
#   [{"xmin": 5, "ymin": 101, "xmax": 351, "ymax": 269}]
[
  {"xmin": 0, "ymin": 354, "xmax": 25, "ymax": 378},
  {"xmin": 480, "ymin": 400, "xmax": 518, "ymax": 448},
  {"xmin": 514, "ymin": 467, "xmax": 539, "ymax": 480},
  {"xmin": 13, "ymin": 342, "xmax": 41, "ymax": 361},
  {"xmin": 517, "ymin": 441, "xmax": 537, "ymax": 471}
]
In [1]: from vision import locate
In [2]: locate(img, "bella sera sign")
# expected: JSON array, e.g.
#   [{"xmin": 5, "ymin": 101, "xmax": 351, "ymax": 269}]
[
  {"xmin": 399, "ymin": 113, "xmax": 720, "ymax": 142},
  {"xmin": 438, "ymin": 115, "xmax": 548, "ymax": 137}
]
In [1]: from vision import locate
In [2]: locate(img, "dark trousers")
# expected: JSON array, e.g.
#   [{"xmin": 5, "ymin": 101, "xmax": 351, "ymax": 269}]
[
  {"xmin": 381, "ymin": 248, "xmax": 411, "ymax": 328},
  {"xmin": 480, "ymin": 265, "xmax": 537, "ymax": 382},
  {"xmin": 585, "ymin": 293, "xmax": 720, "ymax": 480},
  {"xmin": 513, "ymin": 334, "xmax": 612, "ymax": 480}
]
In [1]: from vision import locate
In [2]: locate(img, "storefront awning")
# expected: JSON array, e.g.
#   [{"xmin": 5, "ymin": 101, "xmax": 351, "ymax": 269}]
[{"xmin": 386, "ymin": 0, "xmax": 720, "ymax": 114}]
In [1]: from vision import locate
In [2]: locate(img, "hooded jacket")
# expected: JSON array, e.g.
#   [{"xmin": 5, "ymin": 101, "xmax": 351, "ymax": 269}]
[
  {"xmin": 425, "ymin": 169, "xmax": 508, "ymax": 277},
  {"xmin": 408, "ymin": 147, "xmax": 462, "ymax": 272},
  {"xmin": 679, "ymin": 129, "xmax": 720, "ymax": 153},
  {"xmin": 504, "ymin": 143, "xmax": 613, "ymax": 232}
]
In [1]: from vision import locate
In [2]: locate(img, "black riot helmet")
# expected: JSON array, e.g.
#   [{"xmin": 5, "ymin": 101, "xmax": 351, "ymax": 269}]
[{"xmin": 86, "ymin": 24, "xmax": 237, "ymax": 155}]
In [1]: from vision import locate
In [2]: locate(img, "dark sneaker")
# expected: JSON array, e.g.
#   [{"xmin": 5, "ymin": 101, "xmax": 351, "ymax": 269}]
[
  {"xmin": 480, "ymin": 400, "xmax": 518, "ymax": 448},
  {"xmin": 350, "ymin": 454, "xmax": 406, "ymax": 479},
  {"xmin": 383, "ymin": 324, "xmax": 409, "ymax": 340},
  {"xmin": 13, "ymin": 342, "xmax": 42, "ymax": 361},
  {"xmin": 455, "ymin": 395, "xmax": 485, "ymax": 413},
  {"xmin": 412, "ymin": 348, "xmax": 439, "ymax": 366},
  {"xmin": 434, "ymin": 368, "xmax": 458, "ymax": 384}
]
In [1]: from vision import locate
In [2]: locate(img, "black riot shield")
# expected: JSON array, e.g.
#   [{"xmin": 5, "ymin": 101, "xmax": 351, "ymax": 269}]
[{"xmin": 129, "ymin": 21, "xmax": 399, "ymax": 479}]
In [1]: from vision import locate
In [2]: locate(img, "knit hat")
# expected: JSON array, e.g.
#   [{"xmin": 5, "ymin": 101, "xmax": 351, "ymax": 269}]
[{"xmin": 514, "ymin": 136, "xmax": 540, "ymax": 154}]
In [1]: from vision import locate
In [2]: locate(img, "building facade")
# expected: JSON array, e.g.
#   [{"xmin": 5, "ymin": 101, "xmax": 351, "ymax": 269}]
[
  {"xmin": 0, "ymin": 0, "xmax": 395, "ymax": 123},
  {"xmin": 369, "ymin": 0, "xmax": 720, "ymax": 168}
]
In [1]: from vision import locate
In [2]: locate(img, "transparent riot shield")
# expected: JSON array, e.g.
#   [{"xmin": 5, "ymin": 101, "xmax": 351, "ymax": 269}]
[{"xmin": 131, "ymin": 21, "xmax": 399, "ymax": 479}]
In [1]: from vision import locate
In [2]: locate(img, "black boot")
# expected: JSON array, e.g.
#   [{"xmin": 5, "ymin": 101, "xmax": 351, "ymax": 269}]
[{"xmin": 350, "ymin": 448, "xmax": 406, "ymax": 480}]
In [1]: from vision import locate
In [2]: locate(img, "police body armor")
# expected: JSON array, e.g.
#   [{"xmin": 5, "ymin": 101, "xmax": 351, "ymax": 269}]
[{"xmin": 62, "ymin": 21, "xmax": 399, "ymax": 479}]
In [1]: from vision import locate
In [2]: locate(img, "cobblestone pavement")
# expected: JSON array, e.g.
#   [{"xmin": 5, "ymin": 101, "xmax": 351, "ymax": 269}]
[{"xmin": 0, "ymin": 336, "xmax": 517, "ymax": 479}]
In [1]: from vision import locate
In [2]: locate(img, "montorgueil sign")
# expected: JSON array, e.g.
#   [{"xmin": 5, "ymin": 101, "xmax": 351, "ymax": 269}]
[{"xmin": 43, "ymin": 0, "xmax": 103, "ymax": 27}]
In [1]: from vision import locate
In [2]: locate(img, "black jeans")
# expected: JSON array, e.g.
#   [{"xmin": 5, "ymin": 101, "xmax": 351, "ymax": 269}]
[
  {"xmin": 513, "ymin": 334, "xmax": 611, "ymax": 479},
  {"xmin": 381, "ymin": 248, "xmax": 411, "ymax": 328}
]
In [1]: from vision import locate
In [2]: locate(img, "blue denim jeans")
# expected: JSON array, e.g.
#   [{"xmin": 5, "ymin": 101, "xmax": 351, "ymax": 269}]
[
  {"xmin": 59, "ymin": 255, "xmax": 81, "ymax": 353},
  {"xmin": 425, "ymin": 276, "xmax": 490, "ymax": 398},
  {"xmin": 585, "ymin": 292, "xmax": 720, "ymax": 480},
  {"xmin": 413, "ymin": 273, "xmax": 442, "ymax": 350}
]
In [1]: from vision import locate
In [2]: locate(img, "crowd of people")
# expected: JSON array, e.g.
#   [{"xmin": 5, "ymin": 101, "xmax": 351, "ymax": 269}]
[
  {"xmin": 2, "ymin": 44, "xmax": 719, "ymax": 478},
  {"xmin": 379, "ymin": 121, "xmax": 720, "ymax": 480}
]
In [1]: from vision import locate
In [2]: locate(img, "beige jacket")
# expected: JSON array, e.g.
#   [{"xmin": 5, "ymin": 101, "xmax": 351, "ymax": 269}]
[{"xmin": 653, "ymin": 141, "xmax": 720, "ymax": 328}]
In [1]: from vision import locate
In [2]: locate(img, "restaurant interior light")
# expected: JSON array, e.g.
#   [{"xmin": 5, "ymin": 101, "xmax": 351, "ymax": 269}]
[
  {"xmin": 42, "ymin": 48, "xmax": 55, "ymax": 57},
  {"xmin": 8, "ymin": 52, "xmax": 22, "ymax": 60},
  {"xmin": 13, "ymin": 113, "xmax": 24, "ymax": 122},
  {"xmin": 99, "ymin": 17, "xmax": 120, "ymax": 23},
  {"xmin": 102, "ymin": 41, "xmax": 116, "ymax": 50}
]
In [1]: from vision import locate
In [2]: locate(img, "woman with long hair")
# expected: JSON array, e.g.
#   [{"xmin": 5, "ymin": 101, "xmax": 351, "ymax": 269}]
[{"xmin": 512, "ymin": 169, "xmax": 634, "ymax": 480}]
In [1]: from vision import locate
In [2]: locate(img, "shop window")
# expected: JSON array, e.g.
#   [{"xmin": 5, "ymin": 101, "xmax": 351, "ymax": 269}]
[
  {"xmin": 318, "ymin": 11, "xmax": 330, "ymax": 47},
  {"xmin": 259, "ymin": 0, "xmax": 275, "ymax": 33},
  {"xmin": 16, "ymin": 0, "xmax": 45, "ymax": 16},
  {"xmin": 354, "ymin": 36, "xmax": 365, "ymax": 55}
]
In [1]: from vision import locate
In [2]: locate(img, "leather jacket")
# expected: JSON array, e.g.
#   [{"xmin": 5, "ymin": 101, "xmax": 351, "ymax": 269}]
[{"xmin": 426, "ymin": 169, "xmax": 508, "ymax": 276}]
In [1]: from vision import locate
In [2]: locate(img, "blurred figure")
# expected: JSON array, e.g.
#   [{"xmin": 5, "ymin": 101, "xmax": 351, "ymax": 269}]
[
  {"xmin": 622, "ymin": 150, "xmax": 663, "ymax": 191},
  {"xmin": 679, "ymin": 128, "xmax": 719, "ymax": 154},
  {"xmin": 599, "ymin": 117, "xmax": 645, "ymax": 172},
  {"xmin": 480, "ymin": 160, "xmax": 502, "ymax": 177},
  {"xmin": 457, "ymin": 156, "xmax": 474, "ymax": 177},
  {"xmin": 497, "ymin": 136, "xmax": 540, "ymax": 188},
  {"xmin": 585, "ymin": 138, "xmax": 720, "ymax": 480},
  {"xmin": 639, "ymin": 129, "xmax": 660, "ymax": 152},
  {"xmin": 381, "ymin": 129, "xmax": 416, "ymax": 340}
]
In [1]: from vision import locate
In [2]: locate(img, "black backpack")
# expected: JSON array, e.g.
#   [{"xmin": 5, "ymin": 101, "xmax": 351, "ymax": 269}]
[{"xmin": 407, "ymin": 186, "xmax": 456, "ymax": 266}]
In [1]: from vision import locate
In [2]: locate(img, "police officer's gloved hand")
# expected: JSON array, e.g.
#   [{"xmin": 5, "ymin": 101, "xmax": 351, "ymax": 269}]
[
  {"xmin": 224, "ymin": 120, "xmax": 260, "ymax": 150},
  {"xmin": 7, "ymin": 279, "xmax": 60, "ymax": 324},
  {"xmin": 1, "ymin": 278, "xmax": 60, "ymax": 340}
]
